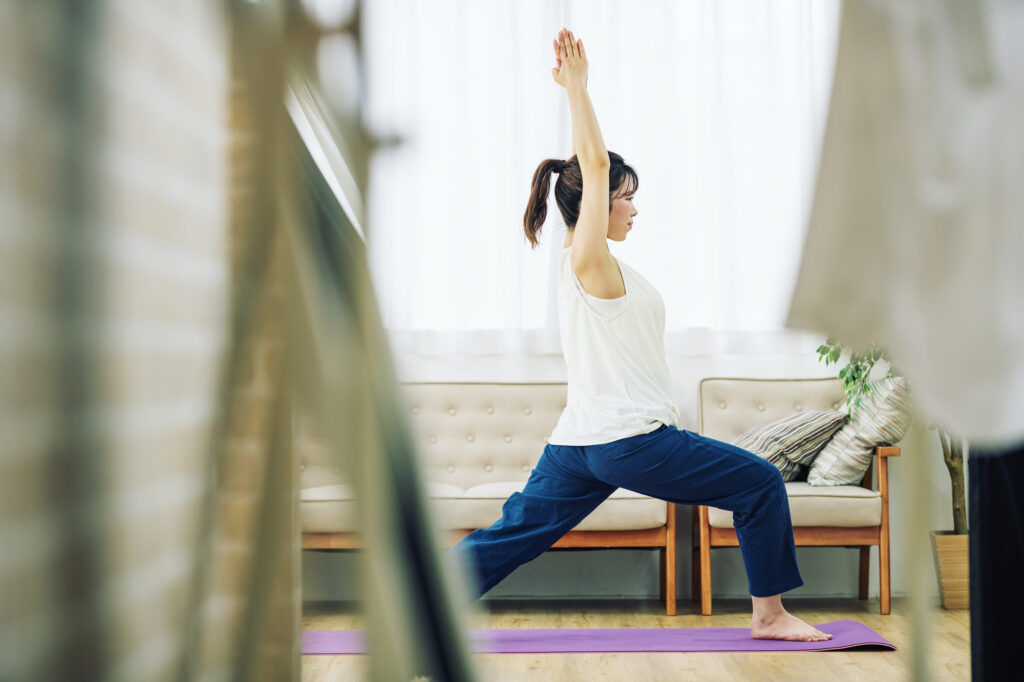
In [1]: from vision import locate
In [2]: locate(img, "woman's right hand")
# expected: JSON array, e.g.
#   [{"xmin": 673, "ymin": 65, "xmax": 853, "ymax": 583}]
[{"xmin": 551, "ymin": 27, "xmax": 588, "ymax": 90}]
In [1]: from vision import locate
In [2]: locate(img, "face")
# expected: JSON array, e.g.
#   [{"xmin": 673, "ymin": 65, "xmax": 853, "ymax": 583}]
[{"xmin": 607, "ymin": 184, "xmax": 638, "ymax": 241}]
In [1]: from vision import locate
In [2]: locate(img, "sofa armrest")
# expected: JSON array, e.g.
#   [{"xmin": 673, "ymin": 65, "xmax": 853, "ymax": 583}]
[
  {"xmin": 874, "ymin": 446, "xmax": 899, "ymax": 533},
  {"xmin": 875, "ymin": 445, "xmax": 901, "ymax": 457},
  {"xmin": 863, "ymin": 445, "xmax": 900, "ymax": 496}
]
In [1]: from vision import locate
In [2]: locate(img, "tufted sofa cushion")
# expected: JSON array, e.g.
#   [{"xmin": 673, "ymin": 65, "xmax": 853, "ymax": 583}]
[
  {"xmin": 401, "ymin": 383, "xmax": 566, "ymax": 493},
  {"xmin": 698, "ymin": 377, "xmax": 882, "ymax": 529},
  {"xmin": 298, "ymin": 382, "xmax": 669, "ymax": 533}
]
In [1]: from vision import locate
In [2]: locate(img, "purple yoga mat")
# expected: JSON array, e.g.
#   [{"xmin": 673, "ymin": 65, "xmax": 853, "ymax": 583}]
[{"xmin": 302, "ymin": 620, "xmax": 895, "ymax": 654}]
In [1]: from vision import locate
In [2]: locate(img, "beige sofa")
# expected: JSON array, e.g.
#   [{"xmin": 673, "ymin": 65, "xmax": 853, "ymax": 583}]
[
  {"xmin": 694, "ymin": 377, "xmax": 900, "ymax": 615},
  {"xmin": 300, "ymin": 382, "xmax": 679, "ymax": 614}
]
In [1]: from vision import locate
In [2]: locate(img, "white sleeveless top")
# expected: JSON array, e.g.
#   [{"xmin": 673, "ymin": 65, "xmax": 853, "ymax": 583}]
[{"xmin": 548, "ymin": 246, "xmax": 680, "ymax": 445}]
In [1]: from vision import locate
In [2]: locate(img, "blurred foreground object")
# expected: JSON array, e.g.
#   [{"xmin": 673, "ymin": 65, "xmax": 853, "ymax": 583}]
[
  {"xmin": 0, "ymin": 1, "xmax": 301, "ymax": 679},
  {"xmin": 786, "ymin": 1, "xmax": 1023, "ymax": 679},
  {"xmin": 0, "ymin": 0, "xmax": 474, "ymax": 679},
  {"xmin": 238, "ymin": 0, "xmax": 477, "ymax": 679},
  {"xmin": 787, "ymin": 0, "xmax": 1022, "ymax": 450}
]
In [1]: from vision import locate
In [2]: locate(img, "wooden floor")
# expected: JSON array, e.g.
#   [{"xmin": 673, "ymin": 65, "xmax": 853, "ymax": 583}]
[{"xmin": 302, "ymin": 597, "xmax": 970, "ymax": 681}]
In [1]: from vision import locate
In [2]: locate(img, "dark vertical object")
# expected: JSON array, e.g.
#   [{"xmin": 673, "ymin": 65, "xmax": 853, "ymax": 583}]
[
  {"xmin": 53, "ymin": 2, "xmax": 108, "ymax": 680},
  {"xmin": 290, "ymin": 125, "xmax": 475, "ymax": 681},
  {"xmin": 968, "ymin": 441, "xmax": 1024, "ymax": 681}
]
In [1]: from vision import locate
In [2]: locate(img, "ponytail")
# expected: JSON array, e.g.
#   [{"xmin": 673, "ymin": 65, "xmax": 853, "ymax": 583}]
[{"xmin": 523, "ymin": 158, "xmax": 563, "ymax": 249}]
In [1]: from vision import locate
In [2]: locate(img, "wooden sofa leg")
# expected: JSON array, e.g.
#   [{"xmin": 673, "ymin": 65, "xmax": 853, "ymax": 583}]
[
  {"xmin": 690, "ymin": 506, "xmax": 699, "ymax": 601},
  {"xmin": 879, "ymin": 453, "xmax": 892, "ymax": 615},
  {"xmin": 660, "ymin": 548, "xmax": 678, "ymax": 615},
  {"xmin": 691, "ymin": 547, "xmax": 700, "ymax": 602},
  {"xmin": 660, "ymin": 548, "xmax": 666, "ymax": 602},
  {"xmin": 666, "ymin": 542, "xmax": 677, "ymax": 616},
  {"xmin": 859, "ymin": 547, "xmax": 870, "ymax": 599},
  {"xmin": 699, "ymin": 505, "xmax": 712, "ymax": 615},
  {"xmin": 664, "ymin": 503, "xmax": 677, "ymax": 615},
  {"xmin": 880, "ymin": 532, "xmax": 891, "ymax": 615}
]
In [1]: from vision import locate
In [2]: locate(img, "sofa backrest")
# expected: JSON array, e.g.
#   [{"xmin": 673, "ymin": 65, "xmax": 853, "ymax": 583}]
[
  {"xmin": 297, "ymin": 382, "xmax": 569, "ymax": 491},
  {"xmin": 299, "ymin": 378, "xmax": 849, "ymax": 491},
  {"xmin": 399, "ymin": 382, "xmax": 567, "ymax": 490},
  {"xmin": 698, "ymin": 377, "xmax": 845, "ymax": 442}
]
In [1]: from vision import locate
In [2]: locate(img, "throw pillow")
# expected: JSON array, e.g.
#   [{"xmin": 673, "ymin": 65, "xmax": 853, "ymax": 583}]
[
  {"xmin": 808, "ymin": 376, "xmax": 913, "ymax": 486},
  {"xmin": 732, "ymin": 409, "xmax": 849, "ymax": 482}
]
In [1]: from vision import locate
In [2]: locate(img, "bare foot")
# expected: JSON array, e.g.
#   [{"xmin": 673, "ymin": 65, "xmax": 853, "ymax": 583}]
[{"xmin": 751, "ymin": 610, "xmax": 833, "ymax": 642}]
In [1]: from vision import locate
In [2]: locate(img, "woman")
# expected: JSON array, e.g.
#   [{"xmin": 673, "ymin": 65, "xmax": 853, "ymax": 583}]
[{"xmin": 452, "ymin": 28, "xmax": 831, "ymax": 642}]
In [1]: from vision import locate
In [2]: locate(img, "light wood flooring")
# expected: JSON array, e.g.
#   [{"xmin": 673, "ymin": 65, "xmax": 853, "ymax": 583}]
[{"xmin": 302, "ymin": 597, "xmax": 970, "ymax": 681}]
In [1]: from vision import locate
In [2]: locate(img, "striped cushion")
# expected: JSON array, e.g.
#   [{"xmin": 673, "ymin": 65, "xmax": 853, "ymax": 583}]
[
  {"xmin": 732, "ymin": 409, "xmax": 849, "ymax": 482},
  {"xmin": 808, "ymin": 376, "xmax": 913, "ymax": 486}
]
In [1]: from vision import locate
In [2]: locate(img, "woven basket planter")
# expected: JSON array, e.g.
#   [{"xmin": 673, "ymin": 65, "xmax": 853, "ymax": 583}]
[{"xmin": 931, "ymin": 530, "xmax": 969, "ymax": 610}]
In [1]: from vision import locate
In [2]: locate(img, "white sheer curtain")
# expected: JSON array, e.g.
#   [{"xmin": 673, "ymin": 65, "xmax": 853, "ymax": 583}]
[{"xmin": 362, "ymin": 0, "xmax": 839, "ymax": 356}]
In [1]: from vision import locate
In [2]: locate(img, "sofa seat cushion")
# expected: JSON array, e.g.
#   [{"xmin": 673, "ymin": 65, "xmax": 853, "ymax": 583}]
[
  {"xmin": 301, "ymin": 482, "xmax": 667, "ymax": 533},
  {"xmin": 707, "ymin": 482, "xmax": 881, "ymax": 529}
]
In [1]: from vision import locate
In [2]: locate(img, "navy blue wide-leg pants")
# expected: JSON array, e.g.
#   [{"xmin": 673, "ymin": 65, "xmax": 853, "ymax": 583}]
[{"xmin": 451, "ymin": 424, "xmax": 803, "ymax": 599}]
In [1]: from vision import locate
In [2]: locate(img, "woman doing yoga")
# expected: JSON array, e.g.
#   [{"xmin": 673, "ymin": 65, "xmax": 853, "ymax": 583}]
[{"xmin": 452, "ymin": 28, "xmax": 831, "ymax": 642}]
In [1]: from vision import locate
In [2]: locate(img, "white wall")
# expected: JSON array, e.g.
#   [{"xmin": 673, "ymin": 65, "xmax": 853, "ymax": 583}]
[{"xmin": 304, "ymin": 352, "xmax": 962, "ymax": 601}]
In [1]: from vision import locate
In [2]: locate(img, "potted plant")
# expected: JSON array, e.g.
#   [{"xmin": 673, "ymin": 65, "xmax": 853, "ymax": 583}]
[{"xmin": 816, "ymin": 338, "xmax": 969, "ymax": 609}]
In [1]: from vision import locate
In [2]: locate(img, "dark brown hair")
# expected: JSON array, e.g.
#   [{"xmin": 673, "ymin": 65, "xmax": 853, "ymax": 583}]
[{"xmin": 523, "ymin": 152, "xmax": 638, "ymax": 249}]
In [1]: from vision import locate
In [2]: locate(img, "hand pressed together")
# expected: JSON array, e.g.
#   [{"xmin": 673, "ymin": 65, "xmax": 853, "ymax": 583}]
[{"xmin": 551, "ymin": 27, "xmax": 588, "ymax": 90}]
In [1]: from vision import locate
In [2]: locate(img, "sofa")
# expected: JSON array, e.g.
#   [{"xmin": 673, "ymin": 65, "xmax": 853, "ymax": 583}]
[
  {"xmin": 693, "ymin": 377, "xmax": 900, "ymax": 615},
  {"xmin": 300, "ymin": 382, "xmax": 679, "ymax": 615},
  {"xmin": 300, "ymin": 377, "xmax": 901, "ymax": 616}
]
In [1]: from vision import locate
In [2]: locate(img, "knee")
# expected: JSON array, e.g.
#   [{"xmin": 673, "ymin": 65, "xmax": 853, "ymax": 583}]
[
  {"xmin": 732, "ymin": 462, "xmax": 787, "ymax": 525},
  {"xmin": 751, "ymin": 457, "xmax": 787, "ymax": 498}
]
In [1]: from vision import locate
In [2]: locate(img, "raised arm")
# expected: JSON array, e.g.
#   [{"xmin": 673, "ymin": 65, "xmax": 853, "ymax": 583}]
[
  {"xmin": 552, "ymin": 28, "xmax": 611, "ymax": 271},
  {"xmin": 551, "ymin": 34, "xmax": 587, "ymax": 159},
  {"xmin": 552, "ymin": 29, "xmax": 606, "ymax": 170}
]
